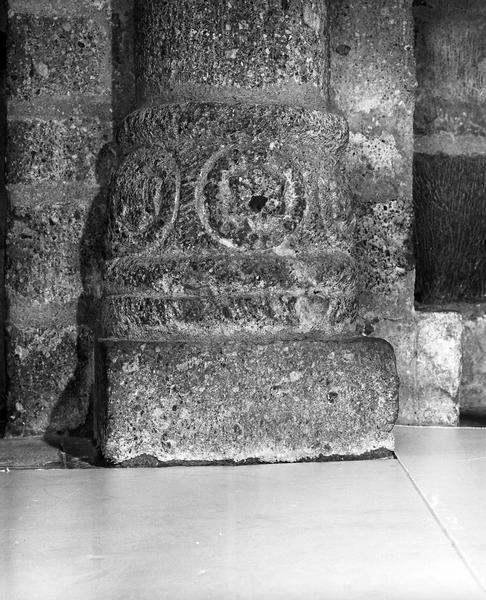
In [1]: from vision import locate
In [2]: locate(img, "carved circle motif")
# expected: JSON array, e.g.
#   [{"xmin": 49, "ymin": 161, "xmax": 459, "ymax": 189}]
[
  {"xmin": 195, "ymin": 144, "xmax": 307, "ymax": 251},
  {"xmin": 109, "ymin": 146, "xmax": 181, "ymax": 253}
]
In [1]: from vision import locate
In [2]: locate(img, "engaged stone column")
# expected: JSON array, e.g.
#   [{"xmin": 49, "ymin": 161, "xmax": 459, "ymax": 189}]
[{"xmin": 98, "ymin": 0, "xmax": 398, "ymax": 465}]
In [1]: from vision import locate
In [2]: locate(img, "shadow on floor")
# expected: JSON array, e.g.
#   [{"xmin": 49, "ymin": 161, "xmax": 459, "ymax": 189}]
[{"xmin": 460, "ymin": 410, "xmax": 486, "ymax": 428}]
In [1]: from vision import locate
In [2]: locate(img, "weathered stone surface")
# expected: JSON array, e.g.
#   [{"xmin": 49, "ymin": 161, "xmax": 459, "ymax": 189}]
[
  {"xmin": 7, "ymin": 13, "xmax": 110, "ymax": 101},
  {"xmin": 330, "ymin": 0, "xmax": 415, "ymax": 319},
  {"xmin": 105, "ymin": 251, "xmax": 357, "ymax": 297},
  {"xmin": 102, "ymin": 292, "xmax": 355, "ymax": 340},
  {"xmin": 7, "ymin": 116, "xmax": 111, "ymax": 184},
  {"xmin": 460, "ymin": 311, "xmax": 486, "ymax": 415},
  {"xmin": 6, "ymin": 189, "xmax": 105, "ymax": 305},
  {"xmin": 110, "ymin": 103, "xmax": 350, "ymax": 254},
  {"xmin": 414, "ymin": 154, "xmax": 486, "ymax": 304},
  {"xmin": 99, "ymin": 336, "xmax": 398, "ymax": 465},
  {"xmin": 372, "ymin": 317, "xmax": 417, "ymax": 425},
  {"xmin": 414, "ymin": 311, "xmax": 462, "ymax": 426},
  {"xmin": 103, "ymin": 251, "xmax": 358, "ymax": 338},
  {"xmin": 103, "ymin": 101, "xmax": 358, "ymax": 339},
  {"xmin": 1, "ymin": 4, "xmax": 7, "ymax": 431},
  {"xmin": 4, "ymin": 0, "xmax": 116, "ymax": 437},
  {"xmin": 7, "ymin": 324, "xmax": 93, "ymax": 435},
  {"xmin": 112, "ymin": 0, "xmax": 135, "ymax": 123},
  {"xmin": 137, "ymin": 0, "xmax": 329, "ymax": 107},
  {"xmin": 118, "ymin": 102, "xmax": 348, "ymax": 158},
  {"xmin": 415, "ymin": 0, "xmax": 486, "ymax": 138},
  {"xmin": 8, "ymin": 0, "xmax": 113, "ymax": 16},
  {"xmin": 371, "ymin": 307, "xmax": 486, "ymax": 426}
]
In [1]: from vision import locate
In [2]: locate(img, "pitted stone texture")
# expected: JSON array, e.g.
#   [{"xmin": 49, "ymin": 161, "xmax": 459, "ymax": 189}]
[
  {"xmin": 7, "ymin": 116, "xmax": 111, "ymax": 184},
  {"xmin": 109, "ymin": 103, "xmax": 351, "ymax": 256},
  {"xmin": 414, "ymin": 311, "xmax": 462, "ymax": 426},
  {"xmin": 460, "ymin": 312, "xmax": 486, "ymax": 415},
  {"xmin": 7, "ymin": 13, "xmax": 110, "ymax": 101},
  {"xmin": 6, "ymin": 190, "xmax": 104, "ymax": 305},
  {"xmin": 137, "ymin": 0, "xmax": 329, "ymax": 106},
  {"xmin": 330, "ymin": 0, "xmax": 415, "ymax": 319},
  {"xmin": 7, "ymin": 324, "xmax": 93, "ymax": 435},
  {"xmin": 99, "ymin": 336, "xmax": 398, "ymax": 465},
  {"xmin": 7, "ymin": 0, "xmax": 113, "ymax": 16}
]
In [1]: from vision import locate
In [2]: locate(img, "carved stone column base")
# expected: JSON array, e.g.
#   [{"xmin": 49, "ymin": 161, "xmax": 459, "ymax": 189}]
[{"xmin": 97, "ymin": 335, "xmax": 398, "ymax": 465}]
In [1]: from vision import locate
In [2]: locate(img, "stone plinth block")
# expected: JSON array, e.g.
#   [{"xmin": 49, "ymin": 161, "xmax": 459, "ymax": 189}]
[
  {"xmin": 98, "ymin": 336, "xmax": 399, "ymax": 465},
  {"xmin": 137, "ymin": 0, "xmax": 329, "ymax": 106},
  {"xmin": 416, "ymin": 311, "xmax": 462, "ymax": 426}
]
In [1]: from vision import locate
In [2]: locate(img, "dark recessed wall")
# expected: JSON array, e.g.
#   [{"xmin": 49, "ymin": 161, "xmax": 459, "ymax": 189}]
[
  {"xmin": 413, "ymin": 0, "xmax": 486, "ymax": 304},
  {"xmin": 414, "ymin": 154, "xmax": 486, "ymax": 303}
]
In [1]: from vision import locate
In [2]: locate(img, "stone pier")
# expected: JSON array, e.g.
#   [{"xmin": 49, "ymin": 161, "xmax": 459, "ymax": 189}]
[{"xmin": 96, "ymin": 0, "xmax": 399, "ymax": 465}]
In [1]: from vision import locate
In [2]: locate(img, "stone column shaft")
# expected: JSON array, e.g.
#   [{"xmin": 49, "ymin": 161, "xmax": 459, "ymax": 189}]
[{"xmin": 98, "ymin": 0, "xmax": 399, "ymax": 464}]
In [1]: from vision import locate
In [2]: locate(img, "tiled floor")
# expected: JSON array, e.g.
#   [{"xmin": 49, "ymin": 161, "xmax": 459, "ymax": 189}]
[{"xmin": 0, "ymin": 426, "xmax": 485, "ymax": 600}]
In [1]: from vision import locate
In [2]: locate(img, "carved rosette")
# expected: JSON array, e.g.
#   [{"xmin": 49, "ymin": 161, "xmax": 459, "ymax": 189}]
[{"xmin": 102, "ymin": 102, "xmax": 358, "ymax": 339}]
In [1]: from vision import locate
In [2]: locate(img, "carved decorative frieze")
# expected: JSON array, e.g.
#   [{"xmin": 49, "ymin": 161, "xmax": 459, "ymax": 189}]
[{"xmin": 103, "ymin": 103, "xmax": 358, "ymax": 339}]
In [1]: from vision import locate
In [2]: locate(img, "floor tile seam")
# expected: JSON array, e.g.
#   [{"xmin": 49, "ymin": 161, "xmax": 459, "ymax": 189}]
[{"xmin": 395, "ymin": 452, "xmax": 486, "ymax": 597}]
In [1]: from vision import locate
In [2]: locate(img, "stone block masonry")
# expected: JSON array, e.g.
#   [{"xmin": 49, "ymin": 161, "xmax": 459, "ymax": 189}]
[
  {"xmin": 5, "ymin": 0, "xmax": 117, "ymax": 435},
  {"xmin": 0, "ymin": 1, "xmax": 6, "ymax": 433},
  {"xmin": 330, "ymin": 1, "xmax": 425, "ymax": 425},
  {"xmin": 330, "ymin": 0, "xmax": 415, "ymax": 322}
]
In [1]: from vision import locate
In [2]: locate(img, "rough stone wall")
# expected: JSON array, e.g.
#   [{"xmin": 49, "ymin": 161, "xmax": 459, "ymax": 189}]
[
  {"xmin": 0, "ymin": 0, "xmax": 6, "ymax": 435},
  {"xmin": 329, "ymin": 1, "xmax": 420, "ymax": 423},
  {"xmin": 4, "ymin": 0, "xmax": 134, "ymax": 436},
  {"xmin": 330, "ymin": 0, "xmax": 416, "ymax": 322},
  {"xmin": 414, "ymin": 0, "xmax": 486, "ymax": 419}
]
